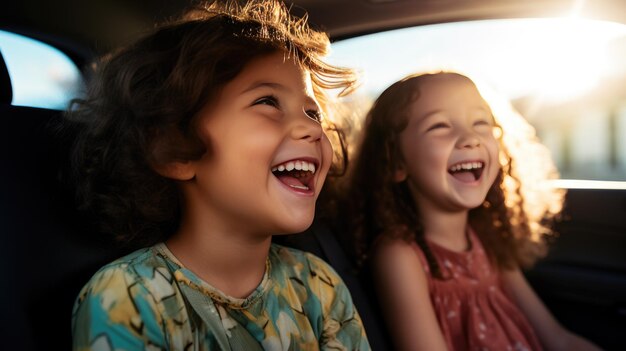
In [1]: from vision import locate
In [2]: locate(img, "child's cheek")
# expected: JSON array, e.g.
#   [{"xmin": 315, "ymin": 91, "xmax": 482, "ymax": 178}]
[
  {"xmin": 320, "ymin": 133, "xmax": 333, "ymax": 177},
  {"xmin": 489, "ymin": 140, "xmax": 502, "ymax": 184}
]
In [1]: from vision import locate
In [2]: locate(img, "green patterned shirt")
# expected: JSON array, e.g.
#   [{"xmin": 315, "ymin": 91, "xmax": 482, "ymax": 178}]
[{"xmin": 72, "ymin": 243, "xmax": 371, "ymax": 351}]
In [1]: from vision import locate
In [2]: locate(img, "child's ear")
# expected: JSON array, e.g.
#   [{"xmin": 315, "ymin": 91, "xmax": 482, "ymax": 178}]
[
  {"xmin": 152, "ymin": 160, "xmax": 195, "ymax": 181},
  {"xmin": 393, "ymin": 165, "xmax": 408, "ymax": 182}
]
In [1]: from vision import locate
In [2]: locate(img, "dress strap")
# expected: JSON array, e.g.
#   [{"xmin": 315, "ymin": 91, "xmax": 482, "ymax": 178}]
[{"xmin": 179, "ymin": 284, "xmax": 264, "ymax": 351}]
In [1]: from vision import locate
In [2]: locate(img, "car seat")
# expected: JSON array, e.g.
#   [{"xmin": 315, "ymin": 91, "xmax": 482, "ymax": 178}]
[{"xmin": 0, "ymin": 50, "xmax": 132, "ymax": 350}]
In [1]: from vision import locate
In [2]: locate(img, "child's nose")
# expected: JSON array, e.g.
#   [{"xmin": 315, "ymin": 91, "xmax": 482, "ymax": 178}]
[
  {"xmin": 290, "ymin": 111, "xmax": 323, "ymax": 141},
  {"xmin": 456, "ymin": 130, "xmax": 481, "ymax": 149}
]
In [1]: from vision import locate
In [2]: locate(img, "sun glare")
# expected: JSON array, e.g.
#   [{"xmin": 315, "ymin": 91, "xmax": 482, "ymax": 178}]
[
  {"xmin": 329, "ymin": 18, "xmax": 626, "ymax": 103},
  {"xmin": 329, "ymin": 16, "xmax": 626, "ymax": 184},
  {"xmin": 497, "ymin": 19, "xmax": 609, "ymax": 102}
]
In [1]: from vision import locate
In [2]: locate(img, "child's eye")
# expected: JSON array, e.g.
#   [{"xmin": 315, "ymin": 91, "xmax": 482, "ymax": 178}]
[
  {"xmin": 306, "ymin": 109, "xmax": 323, "ymax": 123},
  {"xmin": 253, "ymin": 95, "xmax": 280, "ymax": 108},
  {"xmin": 427, "ymin": 122, "xmax": 449, "ymax": 131},
  {"xmin": 474, "ymin": 119, "xmax": 496, "ymax": 133}
]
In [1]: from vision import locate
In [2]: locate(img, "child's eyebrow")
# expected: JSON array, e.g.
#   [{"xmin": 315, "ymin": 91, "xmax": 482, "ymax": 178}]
[
  {"xmin": 418, "ymin": 106, "xmax": 490, "ymax": 121},
  {"xmin": 242, "ymin": 81, "xmax": 319, "ymax": 105},
  {"xmin": 417, "ymin": 109, "xmax": 444, "ymax": 122},
  {"xmin": 242, "ymin": 81, "xmax": 289, "ymax": 94}
]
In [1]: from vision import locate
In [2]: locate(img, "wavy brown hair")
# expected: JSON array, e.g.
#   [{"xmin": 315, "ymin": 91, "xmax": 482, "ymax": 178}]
[
  {"xmin": 341, "ymin": 72, "xmax": 564, "ymax": 277},
  {"xmin": 66, "ymin": 0, "xmax": 357, "ymax": 246}
]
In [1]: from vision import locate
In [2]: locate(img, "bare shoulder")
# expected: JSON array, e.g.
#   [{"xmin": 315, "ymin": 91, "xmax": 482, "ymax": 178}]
[
  {"xmin": 373, "ymin": 236, "xmax": 420, "ymax": 263},
  {"xmin": 369, "ymin": 236, "xmax": 447, "ymax": 350},
  {"xmin": 371, "ymin": 236, "xmax": 426, "ymax": 281}
]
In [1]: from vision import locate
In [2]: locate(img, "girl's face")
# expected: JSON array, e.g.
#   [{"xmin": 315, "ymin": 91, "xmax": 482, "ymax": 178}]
[
  {"xmin": 395, "ymin": 74, "xmax": 500, "ymax": 214},
  {"xmin": 186, "ymin": 51, "xmax": 333, "ymax": 235}
]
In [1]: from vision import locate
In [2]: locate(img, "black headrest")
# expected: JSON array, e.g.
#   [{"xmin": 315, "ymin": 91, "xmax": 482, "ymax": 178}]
[{"xmin": 0, "ymin": 50, "xmax": 12, "ymax": 104}]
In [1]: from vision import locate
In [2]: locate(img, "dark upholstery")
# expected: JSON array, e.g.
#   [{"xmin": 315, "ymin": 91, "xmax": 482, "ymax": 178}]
[
  {"xmin": 0, "ymin": 105, "xmax": 132, "ymax": 350},
  {"xmin": 0, "ymin": 50, "xmax": 12, "ymax": 104}
]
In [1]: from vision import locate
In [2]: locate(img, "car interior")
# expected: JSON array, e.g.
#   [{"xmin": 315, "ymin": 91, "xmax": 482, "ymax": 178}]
[{"xmin": 1, "ymin": 0, "xmax": 625, "ymax": 350}]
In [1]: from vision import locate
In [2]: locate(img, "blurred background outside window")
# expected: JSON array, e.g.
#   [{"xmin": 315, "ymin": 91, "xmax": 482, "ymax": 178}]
[
  {"xmin": 328, "ymin": 18, "xmax": 626, "ymax": 184},
  {"xmin": 0, "ymin": 30, "xmax": 84, "ymax": 110}
]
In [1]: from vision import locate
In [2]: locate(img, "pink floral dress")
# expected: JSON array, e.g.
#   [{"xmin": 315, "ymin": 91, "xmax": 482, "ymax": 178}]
[{"xmin": 412, "ymin": 230, "xmax": 543, "ymax": 351}]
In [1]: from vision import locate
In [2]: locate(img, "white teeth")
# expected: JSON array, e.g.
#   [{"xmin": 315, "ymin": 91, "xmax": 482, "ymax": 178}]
[
  {"xmin": 449, "ymin": 162, "xmax": 483, "ymax": 172},
  {"xmin": 289, "ymin": 184, "xmax": 309, "ymax": 190},
  {"xmin": 272, "ymin": 160, "xmax": 317, "ymax": 174}
]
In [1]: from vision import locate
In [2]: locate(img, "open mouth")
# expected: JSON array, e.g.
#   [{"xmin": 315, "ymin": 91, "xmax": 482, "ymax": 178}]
[
  {"xmin": 271, "ymin": 159, "xmax": 317, "ymax": 192},
  {"xmin": 448, "ymin": 161, "xmax": 484, "ymax": 182}
]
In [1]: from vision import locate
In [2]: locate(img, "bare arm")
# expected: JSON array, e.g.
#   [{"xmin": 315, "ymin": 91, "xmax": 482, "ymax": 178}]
[
  {"xmin": 501, "ymin": 268, "xmax": 603, "ymax": 351},
  {"xmin": 371, "ymin": 238, "xmax": 448, "ymax": 351}
]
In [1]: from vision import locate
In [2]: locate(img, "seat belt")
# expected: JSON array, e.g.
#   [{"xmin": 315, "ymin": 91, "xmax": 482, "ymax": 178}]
[{"xmin": 179, "ymin": 283, "xmax": 264, "ymax": 351}]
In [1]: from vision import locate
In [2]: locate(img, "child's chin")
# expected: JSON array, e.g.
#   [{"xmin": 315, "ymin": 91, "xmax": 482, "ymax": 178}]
[
  {"xmin": 274, "ymin": 217, "xmax": 314, "ymax": 235},
  {"xmin": 452, "ymin": 196, "xmax": 488, "ymax": 211},
  {"xmin": 467, "ymin": 198, "xmax": 489, "ymax": 210}
]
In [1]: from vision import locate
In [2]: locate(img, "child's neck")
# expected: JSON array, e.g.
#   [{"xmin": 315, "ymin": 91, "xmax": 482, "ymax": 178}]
[
  {"xmin": 166, "ymin": 217, "xmax": 272, "ymax": 299},
  {"xmin": 421, "ymin": 208, "xmax": 470, "ymax": 252}
]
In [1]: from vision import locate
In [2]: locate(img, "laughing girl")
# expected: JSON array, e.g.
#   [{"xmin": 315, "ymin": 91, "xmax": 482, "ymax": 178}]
[
  {"xmin": 343, "ymin": 72, "xmax": 600, "ymax": 350},
  {"xmin": 69, "ymin": 1, "xmax": 369, "ymax": 350}
]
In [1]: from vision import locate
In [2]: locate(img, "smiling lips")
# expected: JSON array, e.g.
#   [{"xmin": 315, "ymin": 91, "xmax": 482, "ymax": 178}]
[
  {"xmin": 448, "ymin": 161, "xmax": 484, "ymax": 182},
  {"xmin": 271, "ymin": 159, "xmax": 317, "ymax": 192}
]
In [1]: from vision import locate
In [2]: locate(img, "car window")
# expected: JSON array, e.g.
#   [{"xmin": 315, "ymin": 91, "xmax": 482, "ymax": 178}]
[
  {"xmin": 328, "ymin": 18, "xmax": 626, "ymax": 186},
  {"xmin": 0, "ymin": 30, "xmax": 84, "ymax": 110}
]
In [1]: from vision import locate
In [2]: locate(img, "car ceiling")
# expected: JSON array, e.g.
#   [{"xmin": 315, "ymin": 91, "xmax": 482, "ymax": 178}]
[
  {"xmin": 296, "ymin": 0, "xmax": 626, "ymax": 39},
  {"xmin": 2, "ymin": 0, "xmax": 625, "ymax": 57}
]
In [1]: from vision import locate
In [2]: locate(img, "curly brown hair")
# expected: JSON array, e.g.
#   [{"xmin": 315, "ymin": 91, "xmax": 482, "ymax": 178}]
[
  {"xmin": 66, "ymin": 0, "xmax": 357, "ymax": 246},
  {"xmin": 341, "ymin": 72, "xmax": 564, "ymax": 278}
]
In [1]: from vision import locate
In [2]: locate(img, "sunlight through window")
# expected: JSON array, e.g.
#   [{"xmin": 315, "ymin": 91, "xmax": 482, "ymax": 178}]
[
  {"xmin": 329, "ymin": 18, "xmax": 626, "ymax": 185},
  {"xmin": 0, "ymin": 30, "xmax": 84, "ymax": 110}
]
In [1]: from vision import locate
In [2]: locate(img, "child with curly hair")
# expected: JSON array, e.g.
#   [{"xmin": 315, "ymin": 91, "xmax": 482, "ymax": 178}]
[
  {"xmin": 343, "ymin": 72, "xmax": 600, "ymax": 350},
  {"xmin": 68, "ymin": 1, "xmax": 370, "ymax": 350}
]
